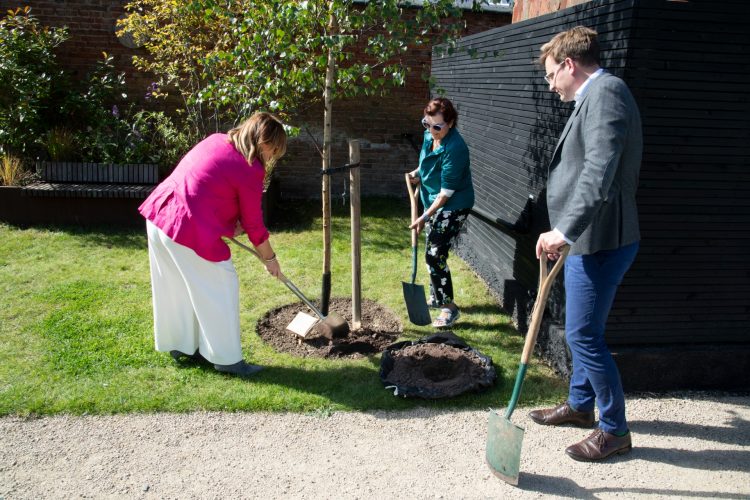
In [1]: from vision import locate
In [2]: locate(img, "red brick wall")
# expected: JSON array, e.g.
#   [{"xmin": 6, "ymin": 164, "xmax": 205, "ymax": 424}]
[
  {"xmin": 512, "ymin": 0, "xmax": 592, "ymax": 22},
  {"xmin": 0, "ymin": 1, "xmax": 153, "ymax": 103},
  {"xmin": 282, "ymin": 10, "xmax": 511, "ymax": 199},
  {"xmin": 1, "ymin": 1, "xmax": 510, "ymax": 199}
]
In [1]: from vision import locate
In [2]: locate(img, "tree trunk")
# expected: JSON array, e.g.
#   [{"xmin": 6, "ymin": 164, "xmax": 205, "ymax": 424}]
[{"xmin": 321, "ymin": 7, "xmax": 337, "ymax": 316}]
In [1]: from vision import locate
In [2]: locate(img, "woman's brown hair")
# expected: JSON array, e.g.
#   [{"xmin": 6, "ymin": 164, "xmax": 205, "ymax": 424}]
[
  {"xmin": 228, "ymin": 112, "xmax": 287, "ymax": 185},
  {"xmin": 424, "ymin": 97, "xmax": 458, "ymax": 127}
]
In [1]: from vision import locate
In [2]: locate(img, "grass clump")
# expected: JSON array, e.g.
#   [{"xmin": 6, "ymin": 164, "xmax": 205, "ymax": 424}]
[
  {"xmin": 0, "ymin": 198, "xmax": 565, "ymax": 415},
  {"xmin": 1, "ymin": 154, "xmax": 25, "ymax": 186}
]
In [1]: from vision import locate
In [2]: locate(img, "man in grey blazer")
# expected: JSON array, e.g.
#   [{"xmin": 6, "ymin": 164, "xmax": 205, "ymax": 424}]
[{"xmin": 530, "ymin": 26, "xmax": 642, "ymax": 462}]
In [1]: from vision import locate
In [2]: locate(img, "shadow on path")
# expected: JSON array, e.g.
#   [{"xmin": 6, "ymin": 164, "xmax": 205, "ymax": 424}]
[
  {"xmin": 519, "ymin": 473, "xmax": 748, "ymax": 499},
  {"xmin": 629, "ymin": 413, "xmax": 750, "ymax": 447}
]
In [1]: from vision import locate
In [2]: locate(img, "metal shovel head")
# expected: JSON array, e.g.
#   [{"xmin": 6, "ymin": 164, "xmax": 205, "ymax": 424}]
[
  {"xmin": 402, "ymin": 281, "xmax": 432, "ymax": 326},
  {"xmin": 286, "ymin": 311, "xmax": 319, "ymax": 338},
  {"xmin": 486, "ymin": 409, "xmax": 524, "ymax": 486}
]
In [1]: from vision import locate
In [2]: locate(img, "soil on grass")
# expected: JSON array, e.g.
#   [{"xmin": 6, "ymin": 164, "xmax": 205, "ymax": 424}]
[
  {"xmin": 256, "ymin": 297, "xmax": 403, "ymax": 359},
  {"xmin": 383, "ymin": 342, "xmax": 495, "ymax": 398}
]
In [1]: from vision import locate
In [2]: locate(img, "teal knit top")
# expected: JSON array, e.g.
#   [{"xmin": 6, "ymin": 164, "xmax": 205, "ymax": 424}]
[{"xmin": 417, "ymin": 127, "xmax": 474, "ymax": 212}]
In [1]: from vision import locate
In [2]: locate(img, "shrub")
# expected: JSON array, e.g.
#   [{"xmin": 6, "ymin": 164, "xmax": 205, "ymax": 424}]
[
  {"xmin": 50, "ymin": 54, "xmax": 192, "ymax": 170},
  {"xmin": 125, "ymin": 109, "xmax": 192, "ymax": 173},
  {"xmin": 77, "ymin": 107, "xmax": 191, "ymax": 173},
  {"xmin": 61, "ymin": 52, "xmax": 130, "ymax": 162},
  {"xmin": 0, "ymin": 9, "xmax": 191, "ymax": 171},
  {"xmin": 45, "ymin": 127, "xmax": 77, "ymax": 161},
  {"xmin": 0, "ymin": 7, "xmax": 69, "ymax": 157}
]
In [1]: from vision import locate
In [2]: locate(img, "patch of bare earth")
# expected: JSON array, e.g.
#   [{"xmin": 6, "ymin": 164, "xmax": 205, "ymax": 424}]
[
  {"xmin": 258, "ymin": 299, "xmax": 495, "ymax": 398},
  {"xmin": 256, "ymin": 297, "xmax": 402, "ymax": 359}
]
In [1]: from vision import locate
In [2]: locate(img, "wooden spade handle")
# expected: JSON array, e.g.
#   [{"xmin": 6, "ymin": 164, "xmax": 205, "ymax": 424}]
[
  {"xmin": 405, "ymin": 173, "xmax": 420, "ymax": 247},
  {"xmin": 520, "ymin": 246, "xmax": 570, "ymax": 364},
  {"xmin": 228, "ymin": 237, "xmax": 325, "ymax": 319}
]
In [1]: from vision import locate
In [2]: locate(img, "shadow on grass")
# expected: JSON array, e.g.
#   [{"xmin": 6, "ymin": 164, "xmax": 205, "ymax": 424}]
[
  {"xmin": 458, "ymin": 303, "xmax": 513, "ymax": 318},
  {"xmin": 447, "ymin": 323, "xmax": 523, "ymax": 356},
  {"xmin": 170, "ymin": 355, "xmax": 515, "ymax": 412},
  {"xmin": 77, "ymin": 229, "xmax": 146, "ymax": 250},
  {"xmin": 8, "ymin": 196, "xmax": 413, "ymax": 254},
  {"xmin": 363, "ymin": 228, "xmax": 413, "ymax": 253},
  {"xmin": 8, "ymin": 223, "xmax": 147, "ymax": 250}
]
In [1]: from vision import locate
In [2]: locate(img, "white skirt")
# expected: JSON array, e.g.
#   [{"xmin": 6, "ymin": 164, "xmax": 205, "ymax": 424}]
[{"xmin": 145, "ymin": 220, "xmax": 242, "ymax": 365}]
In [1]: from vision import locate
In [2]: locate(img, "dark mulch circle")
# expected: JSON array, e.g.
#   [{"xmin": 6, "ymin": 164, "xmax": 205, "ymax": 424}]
[{"xmin": 256, "ymin": 297, "xmax": 403, "ymax": 359}]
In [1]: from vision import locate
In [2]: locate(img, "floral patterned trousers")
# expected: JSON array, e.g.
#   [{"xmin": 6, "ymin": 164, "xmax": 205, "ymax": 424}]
[{"xmin": 424, "ymin": 208, "xmax": 470, "ymax": 307}]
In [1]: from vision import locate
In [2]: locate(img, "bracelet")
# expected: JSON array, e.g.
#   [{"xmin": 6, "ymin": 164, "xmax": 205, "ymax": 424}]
[
  {"xmin": 264, "ymin": 253, "xmax": 277, "ymax": 263},
  {"xmin": 421, "ymin": 213, "xmax": 431, "ymax": 222}
]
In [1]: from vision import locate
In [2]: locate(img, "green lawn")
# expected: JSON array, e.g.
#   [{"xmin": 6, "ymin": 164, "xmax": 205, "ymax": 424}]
[{"xmin": 0, "ymin": 198, "xmax": 565, "ymax": 415}]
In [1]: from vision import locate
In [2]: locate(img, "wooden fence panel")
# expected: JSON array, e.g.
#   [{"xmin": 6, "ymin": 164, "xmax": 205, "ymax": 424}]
[{"xmin": 432, "ymin": 0, "xmax": 750, "ymax": 350}]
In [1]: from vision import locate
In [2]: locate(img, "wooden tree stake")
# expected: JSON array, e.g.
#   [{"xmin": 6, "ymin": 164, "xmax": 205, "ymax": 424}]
[{"xmin": 349, "ymin": 140, "xmax": 361, "ymax": 329}]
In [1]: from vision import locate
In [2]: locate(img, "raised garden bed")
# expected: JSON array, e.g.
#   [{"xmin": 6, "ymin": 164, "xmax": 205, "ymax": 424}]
[
  {"xmin": 0, "ymin": 161, "xmax": 158, "ymax": 227},
  {"xmin": 0, "ymin": 161, "xmax": 277, "ymax": 227}
]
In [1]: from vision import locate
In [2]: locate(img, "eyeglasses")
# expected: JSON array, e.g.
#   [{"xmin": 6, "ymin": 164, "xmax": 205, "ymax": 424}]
[
  {"xmin": 422, "ymin": 117, "xmax": 447, "ymax": 132},
  {"xmin": 544, "ymin": 60, "xmax": 566, "ymax": 84}
]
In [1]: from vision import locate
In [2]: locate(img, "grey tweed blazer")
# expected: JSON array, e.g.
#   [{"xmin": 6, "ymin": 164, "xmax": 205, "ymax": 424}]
[{"xmin": 546, "ymin": 71, "xmax": 643, "ymax": 256}]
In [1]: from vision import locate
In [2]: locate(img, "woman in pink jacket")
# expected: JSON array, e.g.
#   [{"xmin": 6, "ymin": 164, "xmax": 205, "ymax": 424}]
[{"xmin": 139, "ymin": 112, "xmax": 286, "ymax": 377}]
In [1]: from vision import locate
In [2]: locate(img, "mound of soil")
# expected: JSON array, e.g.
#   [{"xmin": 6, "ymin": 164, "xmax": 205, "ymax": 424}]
[
  {"xmin": 256, "ymin": 297, "xmax": 403, "ymax": 359},
  {"xmin": 381, "ymin": 337, "xmax": 496, "ymax": 398}
]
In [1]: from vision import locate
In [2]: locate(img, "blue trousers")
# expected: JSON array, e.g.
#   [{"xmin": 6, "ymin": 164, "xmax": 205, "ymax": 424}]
[{"xmin": 565, "ymin": 242, "xmax": 639, "ymax": 435}]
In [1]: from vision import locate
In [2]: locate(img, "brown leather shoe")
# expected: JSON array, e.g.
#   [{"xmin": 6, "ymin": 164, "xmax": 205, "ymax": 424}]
[
  {"xmin": 529, "ymin": 402, "xmax": 595, "ymax": 428},
  {"xmin": 565, "ymin": 428, "xmax": 632, "ymax": 462}
]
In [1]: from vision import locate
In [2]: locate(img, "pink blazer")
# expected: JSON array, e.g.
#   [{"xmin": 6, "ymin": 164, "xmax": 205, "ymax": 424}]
[{"xmin": 139, "ymin": 133, "xmax": 269, "ymax": 262}]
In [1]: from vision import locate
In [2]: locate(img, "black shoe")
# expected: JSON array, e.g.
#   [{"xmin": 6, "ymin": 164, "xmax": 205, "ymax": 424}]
[
  {"xmin": 170, "ymin": 349, "xmax": 209, "ymax": 364},
  {"xmin": 214, "ymin": 360, "xmax": 264, "ymax": 377}
]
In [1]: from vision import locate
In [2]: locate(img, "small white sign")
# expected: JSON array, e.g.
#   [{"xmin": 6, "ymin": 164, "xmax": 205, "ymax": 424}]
[{"xmin": 286, "ymin": 312, "xmax": 319, "ymax": 338}]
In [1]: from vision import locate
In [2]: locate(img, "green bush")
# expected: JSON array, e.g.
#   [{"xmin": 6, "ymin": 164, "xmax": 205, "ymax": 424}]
[
  {"xmin": 124, "ymin": 109, "xmax": 193, "ymax": 171},
  {"xmin": 45, "ymin": 127, "xmax": 77, "ymax": 161},
  {"xmin": 0, "ymin": 9, "xmax": 191, "ymax": 169},
  {"xmin": 58, "ymin": 51, "xmax": 128, "ymax": 147},
  {"xmin": 57, "ymin": 53, "xmax": 192, "ymax": 169},
  {"xmin": 0, "ymin": 7, "xmax": 69, "ymax": 156},
  {"xmin": 76, "ymin": 105, "xmax": 191, "ymax": 171}
]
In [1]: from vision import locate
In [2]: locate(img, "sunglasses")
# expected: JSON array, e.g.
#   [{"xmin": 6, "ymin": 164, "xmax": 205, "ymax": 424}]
[{"xmin": 422, "ymin": 117, "xmax": 447, "ymax": 132}]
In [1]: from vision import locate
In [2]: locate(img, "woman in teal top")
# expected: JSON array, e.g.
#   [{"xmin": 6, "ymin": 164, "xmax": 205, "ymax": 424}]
[{"xmin": 409, "ymin": 97, "xmax": 474, "ymax": 328}]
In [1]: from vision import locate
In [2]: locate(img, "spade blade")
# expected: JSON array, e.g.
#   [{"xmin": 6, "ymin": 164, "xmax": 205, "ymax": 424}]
[
  {"xmin": 402, "ymin": 281, "xmax": 432, "ymax": 326},
  {"xmin": 485, "ymin": 409, "xmax": 524, "ymax": 486}
]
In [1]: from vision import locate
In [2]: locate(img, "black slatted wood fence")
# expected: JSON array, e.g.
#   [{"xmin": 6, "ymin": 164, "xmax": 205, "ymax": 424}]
[{"xmin": 432, "ymin": 0, "xmax": 750, "ymax": 389}]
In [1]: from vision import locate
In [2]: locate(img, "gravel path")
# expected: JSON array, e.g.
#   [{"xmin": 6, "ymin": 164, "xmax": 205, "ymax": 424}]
[{"xmin": 2, "ymin": 394, "xmax": 749, "ymax": 499}]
